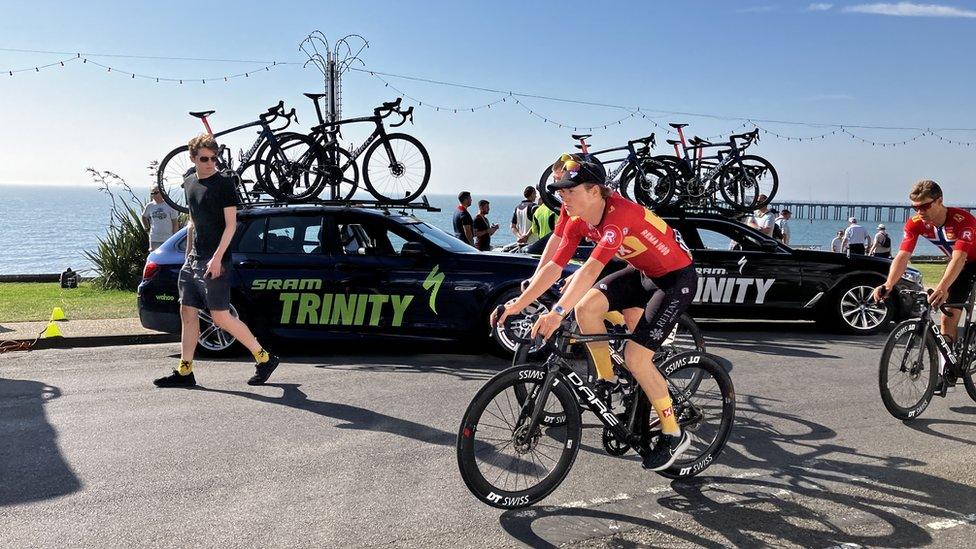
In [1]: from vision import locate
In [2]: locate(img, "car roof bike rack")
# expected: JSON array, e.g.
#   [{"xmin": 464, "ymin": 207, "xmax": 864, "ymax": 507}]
[{"xmin": 239, "ymin": 194, "xmax": 441, "ymax": 215}]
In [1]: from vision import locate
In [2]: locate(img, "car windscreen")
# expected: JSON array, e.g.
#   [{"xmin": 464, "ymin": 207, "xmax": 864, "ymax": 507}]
[{"xmin": 404, "ymin": 221, "xmax": 476, "ymax": 252}]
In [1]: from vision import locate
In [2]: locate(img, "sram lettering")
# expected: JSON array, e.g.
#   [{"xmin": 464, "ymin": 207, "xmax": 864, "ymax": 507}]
[{"xmin": 251, "ymin": 278, "xmax": 323, "ymax": 291}]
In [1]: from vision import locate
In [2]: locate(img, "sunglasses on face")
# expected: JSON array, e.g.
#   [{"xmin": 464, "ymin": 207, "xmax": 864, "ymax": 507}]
[
  {"xmin": 912, "ymin": 200, "xmax": 937, "ymax": 212},
  {"xmin": 150, "ymin": 191, "xmax": 160, "ymax": 195},
  {"xmin": 195, "ymin": 155, "xmax": 218, "ymax": 163}
]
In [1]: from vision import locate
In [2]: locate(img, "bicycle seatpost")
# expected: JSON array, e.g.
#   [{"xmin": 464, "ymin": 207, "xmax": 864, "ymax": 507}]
[
  {"xmin": 578, "ymin": 136, "xmax": 589, "ymax": 154},
  {"xmin": 200, "ymin": 116, "xmax": 214, "ymax": 137}
]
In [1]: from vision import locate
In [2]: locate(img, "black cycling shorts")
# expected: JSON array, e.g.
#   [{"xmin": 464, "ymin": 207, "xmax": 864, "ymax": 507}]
[
  {"xmin": 594, "ymin": 264, "xmax": 698, "ymax": 351},
  {"xmin": 947, "ymin": 261, "xmax": 976, "ymax": 307}
]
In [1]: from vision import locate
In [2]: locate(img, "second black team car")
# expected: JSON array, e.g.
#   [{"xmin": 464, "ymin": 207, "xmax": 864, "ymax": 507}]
[
  {"xmin": 138, "ymin": 205, "xmax": 571, "ymax": 355},
  {"xmin": 521, "ymin": 211, "xmax": 922, "ymax": 334}
]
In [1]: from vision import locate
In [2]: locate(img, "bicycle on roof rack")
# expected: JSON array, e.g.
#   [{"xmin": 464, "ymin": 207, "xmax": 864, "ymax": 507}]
[
  {"xmin": 456, "ymin": 306, "xmax": 734, "ymax": 509},
  {"xmin": 155, "ymin": 101, "xmax": 326, "ymax": 213},
  {"xmin": 656, "ymin": 123, "xmax": 778, "ymax": 212},
  {"xmin": 275, "ymin": 95, "xmax": 431, "ymax": 203},
  {"xmin": 537, "ymin": 132, "xmax": 680, "ymax": 212}
]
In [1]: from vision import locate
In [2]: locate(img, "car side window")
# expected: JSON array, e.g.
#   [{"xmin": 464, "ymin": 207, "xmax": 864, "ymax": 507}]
[
  {"xmin": 697, "ymin": 222, "xmax": 766, "ymax": 252},
  {"xmin": 337, "ymin": 218, "xmax": 418, "ymax": 256},
  {"xmin": 237, "ymin": 219, "xmax": 267, "ymax": 253},
  {"xmin": 265, "ymin": 215, "xmax": 324, "ymax": 254}
]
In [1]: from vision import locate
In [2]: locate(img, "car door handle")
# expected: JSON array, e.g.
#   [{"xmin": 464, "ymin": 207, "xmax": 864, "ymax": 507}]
[{"xmin": 236, "ymin": 259, "xmax": 261, "ymax": 269}]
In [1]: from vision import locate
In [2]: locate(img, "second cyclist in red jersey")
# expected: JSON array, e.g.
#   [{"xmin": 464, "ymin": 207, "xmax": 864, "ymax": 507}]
[{"xmin": 495, "ymin": 155, "xmax": 697, "ymax": 471}]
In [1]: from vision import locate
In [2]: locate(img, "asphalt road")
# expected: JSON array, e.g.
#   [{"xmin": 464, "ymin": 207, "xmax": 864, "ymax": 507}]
[{"xmin": 2, "ymin": 322, "xmax": 975, "ymax": 548}]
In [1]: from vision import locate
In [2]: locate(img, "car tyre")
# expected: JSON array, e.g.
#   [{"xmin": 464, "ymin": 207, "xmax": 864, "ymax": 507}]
[
  {"xmin": 820, "ymin": 279, "xmax": 894, "ymax": 335},
  {"xmin": 196, "ymin": 304, "xmax": 245, "ymax": 357}
]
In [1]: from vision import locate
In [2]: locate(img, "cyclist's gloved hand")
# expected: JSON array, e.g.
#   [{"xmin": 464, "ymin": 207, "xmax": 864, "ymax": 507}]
[
  {"xmin": 871, "ymin": 284, "xmax": 889, "ymax": 303},
  {"xmin": 490, "ymin": 300, "xmax": 522, "ymax": 330}
]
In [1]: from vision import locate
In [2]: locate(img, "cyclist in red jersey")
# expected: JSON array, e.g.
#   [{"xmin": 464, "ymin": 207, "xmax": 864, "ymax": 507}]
[
  {"xmin": 872, "ymin": 180, "xmax": 976, "ymax": 353},
  {"xmin": 495, "ymin": 156, "xmax": 698, "ymax": 471}
]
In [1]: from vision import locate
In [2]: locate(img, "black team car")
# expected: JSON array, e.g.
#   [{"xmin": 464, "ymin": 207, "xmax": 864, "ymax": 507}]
[{"xmin": 138, "ymin": 205, "xmax": 570, "ymax": 356}]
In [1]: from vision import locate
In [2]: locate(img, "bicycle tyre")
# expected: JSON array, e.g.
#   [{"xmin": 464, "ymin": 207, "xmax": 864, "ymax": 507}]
[
  {"xmin": 718, "ymin": 154, "xmax": 779, "ymax": 211},
  {"xmin": 457, "ymin": 364, "xmax": 582, "ymax": 509},
  {"xmin": 962, "ymin": 326, "xmax": 976, "ymax": 402},
  {"xmin": 622, "ymin": 159, "xmax": 678, "ymax": 209},
  {"xmin": 362, "ymin": 133, "xmax": 430, "ymax": 202},
  {"xmin": 878, "ymin": 319, "xmax": 939, "ymax": 420},
  {"xmin": 537, "ymin": 165, "xmax": 562, "ymax": 212},
  {"xmin": 656, "ymin": 352, "xmax": 736, "ymax": 479},
  {"xmin": 156, "ymin": 145, "xmax": 192, "ymax": 214},
  {"xmin": 253, "ymin": 133, "xmax": 326, "ymax": 203}
]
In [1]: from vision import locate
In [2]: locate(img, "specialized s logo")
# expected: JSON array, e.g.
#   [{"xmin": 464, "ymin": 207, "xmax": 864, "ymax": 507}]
[{"xmin": 422, "ymin": 264, "xmax": 445, "ymax": 314}]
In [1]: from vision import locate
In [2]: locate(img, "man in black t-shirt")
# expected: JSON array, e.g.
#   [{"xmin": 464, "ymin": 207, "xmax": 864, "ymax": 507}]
[
  {"xmin": 473, "ymin": 199, "xmax": 499, "ymax": 251},
  {"xmin": 154, "ymin": 134, "xmax": 281, "ymax": 388},
  {"xmin": 453, "ymin": 191, "xmax": 474, "ymax": 245}
]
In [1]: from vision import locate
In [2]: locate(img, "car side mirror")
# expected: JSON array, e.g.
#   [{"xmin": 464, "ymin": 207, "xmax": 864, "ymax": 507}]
[
  {"xmin": 760, "ymin": 239, "xmax": 779, "ymax": 251},
  {"xmin": 401, "ymin": 241, "xmax": 427, "ymax": 257}
]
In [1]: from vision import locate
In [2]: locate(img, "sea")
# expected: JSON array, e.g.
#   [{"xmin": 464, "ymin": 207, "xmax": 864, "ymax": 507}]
[{"xmin": 0, "ymin": 183, "xmax": 913, "ymax": 275}]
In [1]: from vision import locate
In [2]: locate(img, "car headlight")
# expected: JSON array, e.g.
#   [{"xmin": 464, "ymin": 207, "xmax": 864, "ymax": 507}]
[{"xmin": 901, "ymin": 269, "xmax": 923, "ymax": 286}]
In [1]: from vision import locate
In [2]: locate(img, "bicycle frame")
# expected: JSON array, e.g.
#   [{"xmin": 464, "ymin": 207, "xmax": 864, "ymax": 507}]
[
  {"xmin": 905, "ymin": 292, "xmax": 975, "ymax": 378},
  {"xmin": 574, "ymin": 138, "xmax": 652, "ymax": 186}
]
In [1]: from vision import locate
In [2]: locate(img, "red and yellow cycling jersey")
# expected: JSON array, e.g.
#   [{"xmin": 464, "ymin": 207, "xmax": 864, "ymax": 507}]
[
  {"xmin": 552, "ymin": 193, "xmax": 693, "ymax": 278},
  {"xmin": 901, "ymin": 207, "xmax": 976, "ymax": 261}
]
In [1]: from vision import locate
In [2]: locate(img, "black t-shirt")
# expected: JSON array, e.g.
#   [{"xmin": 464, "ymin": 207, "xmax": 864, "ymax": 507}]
[
  {"xmin": 453, "ymin": 206, "xmax": 473, "ymax": 244},
  {"xmin": 184, "ymin": 171, "xmax": 239, "ymax": 263},
  {"xmin": 473, "ymin": 214, "xmax": 492, "ymax": 251}
]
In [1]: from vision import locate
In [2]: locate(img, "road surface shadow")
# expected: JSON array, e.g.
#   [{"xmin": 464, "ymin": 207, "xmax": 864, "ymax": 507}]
[
  {"xmin": 194, "ymin": 383, "xmax": 458, "ymax": 447},
  {"xmin": 500, "ymin": 392, "xmax": 976, "ymax": 547},
  {"xmin": 0, "ymin": 378, "xmax": 81, "ymax": 506}
]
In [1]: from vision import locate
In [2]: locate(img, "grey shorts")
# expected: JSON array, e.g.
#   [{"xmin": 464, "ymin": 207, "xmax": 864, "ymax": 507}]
[{"xmin": 178, "ymin": 259, "xmax": 232, "ymax": 311}]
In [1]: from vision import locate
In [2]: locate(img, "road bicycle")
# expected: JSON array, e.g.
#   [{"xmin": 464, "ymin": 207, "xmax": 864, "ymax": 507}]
[
  {"xmin": 276, "ymin": 95, "xmax": 431, "ymax": 203},
  {"xmin": 537, "ymin": 132, "xmax": 680, "ymax": 212},
  {"xmin": 657, "ymin": 123, "xmax": 778, "ymax": 212},
  {"xmin": 156, "ymin": 101, "xmax": 325, "ymax": 212},
  {"xmin": 879, "ymin": 288, "xmax": 976, "ymax": 420},
  {"xmin": 456, "ymin": 308, "xmax": 735, "ymax": 509}
]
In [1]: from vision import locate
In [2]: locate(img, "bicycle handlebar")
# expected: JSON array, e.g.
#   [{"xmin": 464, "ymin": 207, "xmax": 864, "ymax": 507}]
[
  {"xmin": 628, "ymin": 133, "xmax": 655, "ymax": 150},
  {"xmin": 390, "ymin": 106, "xmax": 414, "ymax": 128}
]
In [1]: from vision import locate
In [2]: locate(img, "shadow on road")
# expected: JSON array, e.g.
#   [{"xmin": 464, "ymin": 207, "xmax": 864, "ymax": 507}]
[
  {"xmin": 0, "ymin": 378, "xmax": 81, "ymax": 506},
  {"xmin": 499, "ymin": 392, "xmax": 976, "ymax": 547},
  {"xmin": 194, "ymin": 383, "xmax": 457, "ymax": 447}
]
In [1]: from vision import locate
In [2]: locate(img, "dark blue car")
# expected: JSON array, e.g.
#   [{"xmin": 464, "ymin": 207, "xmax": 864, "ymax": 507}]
[{"xmin": 138, "ymin": 205, "xmax": 568, "ymax": 355}]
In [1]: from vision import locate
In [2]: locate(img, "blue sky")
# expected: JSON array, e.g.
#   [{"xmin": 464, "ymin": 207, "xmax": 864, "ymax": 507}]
[{"xmin": 1, "ymin": 0, "xmax": 975, "ymax": 202}]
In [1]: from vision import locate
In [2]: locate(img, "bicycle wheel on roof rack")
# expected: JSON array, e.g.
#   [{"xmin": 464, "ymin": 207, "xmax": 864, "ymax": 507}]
[
  {"xmin": 362, "ymin": 133, "xmax": 430, "ymax": 203},
  {"xmin": 156, "ymin": 145, "xmax": 192, "ymax": 214},
  {"xmin": 254, "ymin": 133, "xmax": 327, "ymax": 203},
  {"xmin": 537, "ymin": 165, "xmax": 562, "ymax": 211},
  {"xmin": 622, "ymin": 158, "xmax": 678, "ymax": 209},
  {"xmin": 718, "ymin": 154, "xmax": 778, "ymax": 212}
]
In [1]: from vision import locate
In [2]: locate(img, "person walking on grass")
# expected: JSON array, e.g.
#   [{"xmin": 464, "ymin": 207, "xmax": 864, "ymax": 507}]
[{"xmin": 154, "ymin": 134, "xmax": 280, "ymax": 388}]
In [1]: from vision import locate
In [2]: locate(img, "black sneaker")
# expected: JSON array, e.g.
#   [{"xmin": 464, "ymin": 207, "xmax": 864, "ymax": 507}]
[
  {"xmin": 247, "ymin": 354, "xmax": 280, "ymax": 385},
  {"xmin": 154, "ymin": 370, "xmax": 196, "ymax": 388},
  {"xmin": 642, "ymin": 431, "xmax": 691, "ymax": 471}
]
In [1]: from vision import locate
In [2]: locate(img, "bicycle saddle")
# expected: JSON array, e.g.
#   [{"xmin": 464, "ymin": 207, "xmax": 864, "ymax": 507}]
[
  {"xmin": 189, "ymin": 110, "xmax": 215, "ymax": 118},
  {"xmin": 689, "ymin": 136, "xmax": 712, "ymax": 146},
  {"xmin": 666, "ymin": 139, "xmax": 682, "ymax": 145},
  {"xmin": 668, "ymin": 123, "xmax": 689, "ymax": 129},
  {"xmin": 571, "ymin": 133, "xmax": 592, "ymax": 140},
  {"xmin": 303, "ymin": 92, "xmax": 327, "ymax": 100}
]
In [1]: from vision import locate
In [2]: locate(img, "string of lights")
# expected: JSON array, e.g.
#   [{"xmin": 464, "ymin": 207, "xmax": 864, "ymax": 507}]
[
  {"xmin": 4, "ymin": 54, "xmax": 80, "ymax": 76},
  {"xmin": 76, "ymin": 57, "xmax": 284, "ymax": 84},
  {"xmin": 839, "ymin": 128, "xmax": 930, "ymax": 147},
  {"xmin": 511, "ymin": 98, "xmax": 639, "ymax": 131},
  {"xmin": 371, "ymin": 73, "xmax": 508, "ymax": 112},
  {"xmin": 928, "ymin": 130, "xmax": 976, "ymax": 147}
]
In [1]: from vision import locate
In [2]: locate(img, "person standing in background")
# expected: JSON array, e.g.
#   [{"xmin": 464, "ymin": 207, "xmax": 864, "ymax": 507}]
[
  {"xmin": 869, "ymin": 224, "xmax": 892, "ymax": 258},
  {"xmin": 511, "ymin": 186, "xmax": 538, "ymax": 246},
  {"xmin": 453, "ymin": 191, "xmax": 474, "ymax": 246},
  {"xmin": 746, "ymin": 195, "xmax": 775, "ymax": 236},
  {"xmin": 473, "ymin": 199, "xmax": 499, "ymax": 251},
  {"xmin": 775, "ymin": 209, "xmax": 792, "ymax": 245},
  {"xmin": 143, "ymin": 188, "xmax": 180, "ymax": 251},
  {"xmin": 842, "ymin": 217, "xmax": 870, "ymax": 255},
  {"xmin": 831, "ymin": 230, "xmax": 846, "ymax": 253}
]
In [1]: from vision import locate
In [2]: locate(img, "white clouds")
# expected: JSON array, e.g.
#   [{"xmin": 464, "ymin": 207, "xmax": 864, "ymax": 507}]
[
  {"xmin": 807, "ymin": 3, "xmax": 834, "ymax": 10},
  {"xmin": 843, "ymin": 2, "xmax": 976, "ymax": 17}
]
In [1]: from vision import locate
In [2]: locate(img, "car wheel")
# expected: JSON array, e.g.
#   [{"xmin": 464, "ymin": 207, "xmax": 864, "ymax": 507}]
[
  {"xmin": 489, "ymin": 288, "xmax": 550, "ymax": 357},
  {"xmin": 823, "ymin": 280, "xmax": 893, "ymax": 334},
  {"xmin": 196, "ymin": 304, "xmax": 243, "ymax": 356}
]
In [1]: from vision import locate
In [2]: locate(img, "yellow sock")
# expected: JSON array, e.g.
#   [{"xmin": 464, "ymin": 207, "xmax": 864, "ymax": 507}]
[
  {"xmin": 651, "ymin": 396, "xmax": 680, "ymax": 435},
  {"xmin": 253, "ymin": 348, "xmax": 270, "ymax": 364},
  {"xmin": 586, "ymin": 343, "xmax": 615, "ymax": 380},
  {"xmin": 177, "ymin": 359, "xmax": 193, "ymax": 376}
]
